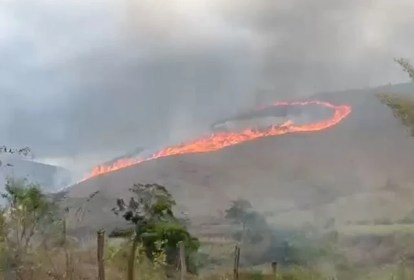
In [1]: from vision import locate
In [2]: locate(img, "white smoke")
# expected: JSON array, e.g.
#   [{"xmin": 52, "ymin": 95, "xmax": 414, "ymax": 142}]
[{"xmin": 1, "ymin": 0, "xmax": 414, "ymax": 172}]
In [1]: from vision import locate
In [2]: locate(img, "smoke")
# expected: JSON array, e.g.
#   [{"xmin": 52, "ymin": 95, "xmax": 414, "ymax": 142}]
[{"xmin": 2, "ymin": 0, "xmax": 414, "ymax": 171}]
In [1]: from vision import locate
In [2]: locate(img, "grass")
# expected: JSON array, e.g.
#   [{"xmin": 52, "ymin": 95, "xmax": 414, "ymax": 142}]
[
  {"xmin": 198, "ymin": 240, "xmax": 235, "ymax": 274},
  {"xmin": 198, "ymin": 222, "xmax": 414, "ymax": 280},
  {"xmin": 339, "ymin": 223, "xmax": 414, "ymax": 236},
  {"xmin": 204, "ymin": 268, "xmax": 327, "ymax": 280},
  {"xmin": 6, "ymin": 173, "xmax": 414, "ymax": 279},
  {"xmin": 1, "ymin": 224, "xmax": 414, "ymax": 279}
]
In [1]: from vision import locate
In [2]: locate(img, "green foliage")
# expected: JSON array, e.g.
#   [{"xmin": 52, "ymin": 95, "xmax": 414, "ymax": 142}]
[
  {"xmin": 0, "ymin": 178, "xmax": 59, "ymax": 277},
  {"xmin": 3, "ymin": 178, "xmax": 54, "ymax": 213},
  {"xmin": 1, "ymin": 178, "xmax": 57, "ymax": 247},
  {"xmin": 113, "ymin": 183, "xmax": 200, "ymax": 273},
  {"xmin": 378, "ymin": 93, "xmax": 414, "ymax": 135},
  {"xmin": 106, "ymin": 239, "xmax": 167, "ymax": 280},
  {"xmin": 378, "ymin": 58, "xmax": 414, "ymax": 134}
]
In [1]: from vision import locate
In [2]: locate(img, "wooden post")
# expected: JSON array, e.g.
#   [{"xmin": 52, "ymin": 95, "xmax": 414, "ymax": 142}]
[
  {"xmin": 271, "ymin": 261, "xmax": 278, "ymax": 279},
  {"xmin": 62, "ymin": 218, "xmax": 71, "ymax": 279},
  {"xmin": 128, "ymin": 237, "xmax": 138, "ymax": 280},
  {"xmin": 233, "ymin": 244, "xmax": 240, "ymax": 280},
  {"xmin": 178, "ymin": 241, "xmax": 187, "ymax": 280},
  {"xmin": 97, "ymin": 230, "xmax": 106, "ymax": 280}
]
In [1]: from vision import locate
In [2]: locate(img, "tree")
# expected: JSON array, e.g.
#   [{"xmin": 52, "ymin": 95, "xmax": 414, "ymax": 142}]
[
  {"xmin": 112, "ymin": 183, "xmax": 200, "ymax": 278},
  {"xmin": 377, "ymin": 58, "xmax": 414, "ymax": 134},
  {"xmin": 225, "ymin": 199, "xmax": 253, "ymax": 223},
  {"xmin": 0, "ymin": 178, "xmax": 58, "ymax": 278},
  {"xmin": 2, "ymin": 178, "xmax": 56, "ymax": 247},
  {"xmin": 378, "ymin": 94, "xmax": 414, "ymax": 134},
  {"xmin": 225, "ymin": 199, "xmax": 270, "ymax": 244},
  {"xmin": 225, "ymin": 199, "xmax": 251, "ymax": 242},
  {"xmin": 395, "ymin": 57, "xmax": 414, "ymax": 81},
  {"xmin": 0, "ymin": 146, "xmax": 32, "ymax": 169}
]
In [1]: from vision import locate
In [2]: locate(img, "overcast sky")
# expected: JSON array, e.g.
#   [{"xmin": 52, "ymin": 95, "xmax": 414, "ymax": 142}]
[{"xmin": 1, "ymin": 0, "xmax": 414, "ymax": 171}]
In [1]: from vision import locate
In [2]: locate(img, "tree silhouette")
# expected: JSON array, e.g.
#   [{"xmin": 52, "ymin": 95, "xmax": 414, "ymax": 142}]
[
  {"xmin": 377, "ymin": 58, "xmax": 414, "ymax": 133},
  {"xmin": 395, "ymin": 57, "xmax": 414, "ymax": 81},
  {"xmin": 0, "ymin": 178, "xmax": 57, "ymax": 278},
  {"xmin": 0, "ymin": 146, "xmax": 32, "ymax": 168},
  {"xmin": 112, "ymin": 183, "xmax": 199, "ymax": 277}
]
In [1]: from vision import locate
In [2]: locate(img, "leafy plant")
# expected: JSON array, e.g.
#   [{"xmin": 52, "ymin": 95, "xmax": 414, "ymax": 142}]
[
  {"xmin": 378, "ymin": 93, "xmax": 414, "ymax": 135},
  {"xmin": 113, "ymin": 183, "xmax": 200, "ymax": 278},
  {"xmin": 0, "ymin": 177, "xmax": 59, "ymax": 278},
  {"xmin": 106, "ymin": 239, "xmax": 167, "ymax": 280}
]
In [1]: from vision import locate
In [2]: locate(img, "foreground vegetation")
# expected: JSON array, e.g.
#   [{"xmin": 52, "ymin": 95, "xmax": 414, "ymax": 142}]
[
  {"xmin": 0, "ymin": 177, "xmax": 414, "ymax": 279},
  {"xmin": 3, "ymin": 58, "xmax": 414, "ymax": 279}
]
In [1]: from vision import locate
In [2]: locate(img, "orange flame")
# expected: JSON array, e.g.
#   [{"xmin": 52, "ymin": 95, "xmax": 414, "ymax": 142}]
[{"xmin": 85, "ymin": 101, "xmax": 351, "ymax": 180}]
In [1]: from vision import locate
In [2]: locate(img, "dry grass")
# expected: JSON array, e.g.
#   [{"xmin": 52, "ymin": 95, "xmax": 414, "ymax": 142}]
[
  {"xmin": 1, "ymin": 239, "xmax": 414, "ymax": 280},
  {"xmin": 0, "ymin": 242, "xmax": 165, "ymax": 280},
  {"xmin": 2, "ymin": 216, "xmax": 414, "ymax": 279},
  {"xmin": 0, "ymin": 247, "xmax": 105, "ymax": 280}
]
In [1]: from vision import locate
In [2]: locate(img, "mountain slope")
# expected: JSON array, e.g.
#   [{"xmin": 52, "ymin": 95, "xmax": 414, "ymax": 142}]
[
  {"xmin": 61, "ymin": 83, "xmax": 414, "ymax": 233},
  {"xmin": 0, "ymin": 155, "xmax": 71, "ymax": 192}
]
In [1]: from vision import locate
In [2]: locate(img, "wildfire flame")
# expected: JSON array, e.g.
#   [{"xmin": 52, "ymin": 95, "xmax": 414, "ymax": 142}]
[{"xmin": 85, "ymin": 101, "xmax": 351, "ymax": 180}]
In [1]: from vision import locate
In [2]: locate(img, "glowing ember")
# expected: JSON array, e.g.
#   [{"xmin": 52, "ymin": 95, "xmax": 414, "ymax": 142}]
[{"xmin": 85, "ymin": 101, "xmax": 351, "ymax": 180}]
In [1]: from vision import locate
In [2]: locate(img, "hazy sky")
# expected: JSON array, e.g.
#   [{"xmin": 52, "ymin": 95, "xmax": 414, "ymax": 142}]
[{"xmin": 1, "ymin": 0, "xmax": 414, "ymax": 171}]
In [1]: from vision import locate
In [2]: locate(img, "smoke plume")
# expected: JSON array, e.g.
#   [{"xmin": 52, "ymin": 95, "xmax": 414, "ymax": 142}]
[{"xmin": 1, "ymin": 0, "xmax": 414, "ymax": 172}]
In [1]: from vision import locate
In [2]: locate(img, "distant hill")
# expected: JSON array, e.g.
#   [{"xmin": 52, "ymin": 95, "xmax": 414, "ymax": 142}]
[
  {"xmin": 0, "ymin": 154, "xmax": 72, "ymax": 193},
  {"xmin": 61, "ymin": 83, "xmax": 414, "ymax": 233}
]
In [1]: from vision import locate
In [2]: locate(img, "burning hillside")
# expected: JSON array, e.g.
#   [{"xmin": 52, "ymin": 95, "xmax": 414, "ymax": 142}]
[{"xmin": 85, "ymin": 100, "xmax": 351, "ymax": 180}]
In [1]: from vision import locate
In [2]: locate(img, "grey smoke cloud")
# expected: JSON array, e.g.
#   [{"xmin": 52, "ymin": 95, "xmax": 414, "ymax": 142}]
[{"xmin": 1, "ymin": 0, "xmax": 414, "ymax": 170}]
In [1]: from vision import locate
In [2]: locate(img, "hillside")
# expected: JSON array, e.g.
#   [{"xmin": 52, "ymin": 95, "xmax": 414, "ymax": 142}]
[
  {"xmin": 61, "ymin": 83, "xmax": 414, "ymax": 234},
  {"xmin": 0, "ymin": 155, "xmax": 71, "ymax": 192}
]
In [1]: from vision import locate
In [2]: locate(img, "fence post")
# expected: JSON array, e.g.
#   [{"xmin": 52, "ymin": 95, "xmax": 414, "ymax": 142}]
[
  {"xmin": 178, "ymin": 241, "xmax": 187, "ymax": 280},
  {"xmin": 233, "ymin": 244, "xmax": 240, "ymax": 280},
  {"xmin": 97, "ymin": 230, "xmax": 105, "ymax": 280},
  {"xmin": 271, "ymin": 261, "xmax": 278, "ymax": 279},
  {"xmin": 62, "ymin": 218, "xmax": 72, "ymax": 279},
  {"xmin": 128, "ymin": 237, "xmax": 138, "ymax": 280}
]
